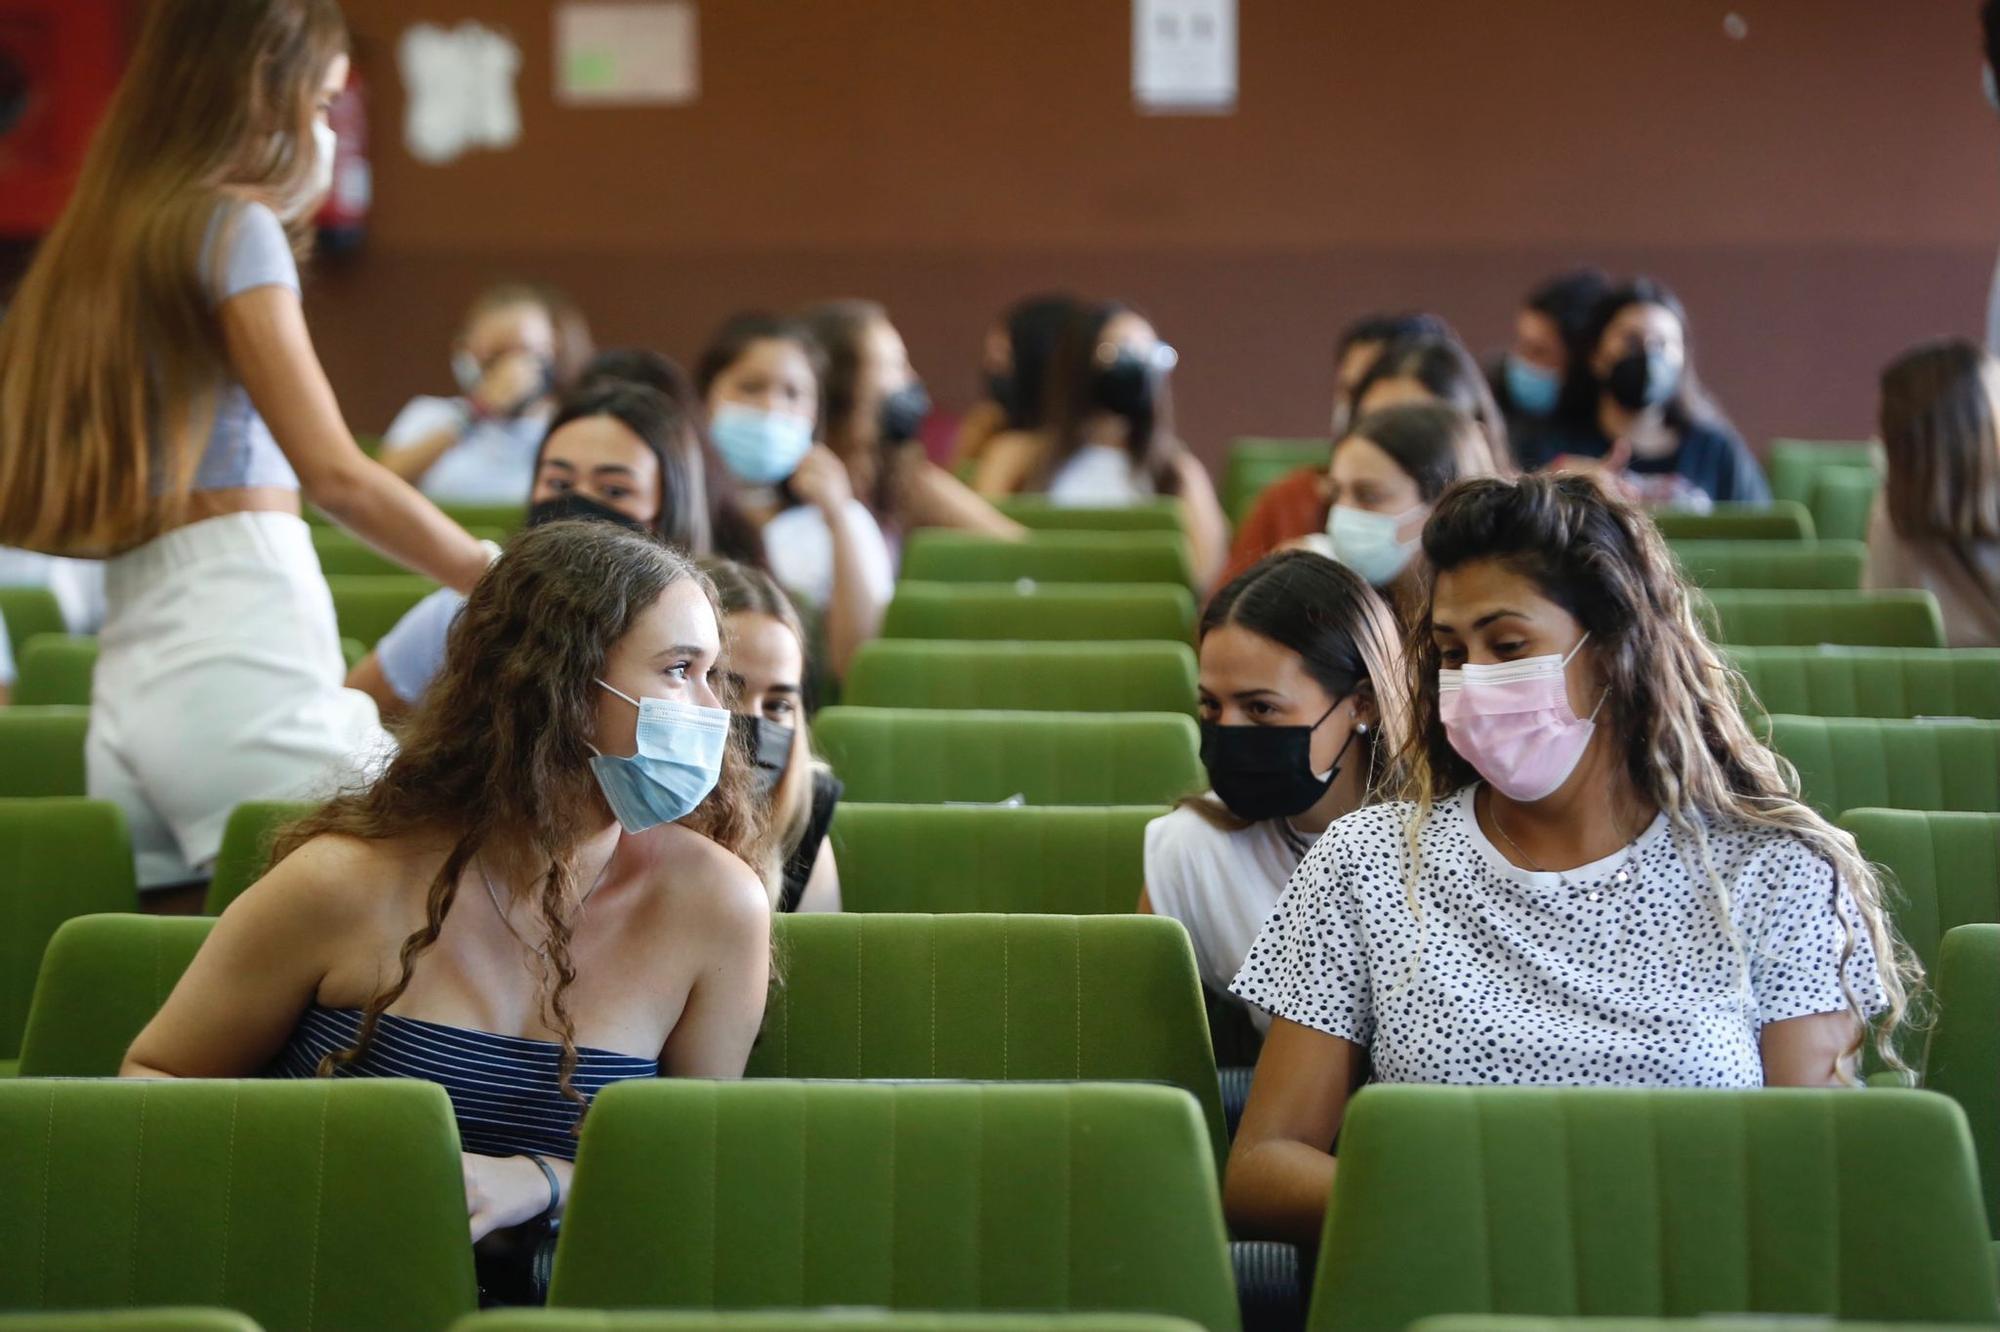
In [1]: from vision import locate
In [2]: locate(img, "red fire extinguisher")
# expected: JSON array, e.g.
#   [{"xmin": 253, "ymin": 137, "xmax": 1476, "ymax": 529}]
[{"xmin": 316, "ymin": 63, "xmax": 370, "ymax": 255}]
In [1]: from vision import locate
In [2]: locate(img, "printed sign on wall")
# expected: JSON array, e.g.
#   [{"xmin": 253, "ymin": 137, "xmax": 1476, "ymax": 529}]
[
  {"xmin": 556, "ymin": 2, "xmax": 699, "ymax": 106},
  {"xmin": 1133, "ymin": 0, "xmax": 1237, "ymax": 115}
]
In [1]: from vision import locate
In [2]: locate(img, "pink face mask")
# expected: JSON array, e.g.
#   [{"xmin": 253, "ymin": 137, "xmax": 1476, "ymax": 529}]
[{"xmin": 1438, "ymin": 633, "xmax": 1603, "ymax": 803}]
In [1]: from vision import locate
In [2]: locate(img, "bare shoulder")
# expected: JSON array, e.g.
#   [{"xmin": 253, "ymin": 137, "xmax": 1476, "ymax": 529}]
[
  {"xmin": 230, "ymin": 829, "xmax": 440, "ymax": 937},
  {"xmin": 633, "ymin": 824, "xmax": 771, "ymax": 942}
]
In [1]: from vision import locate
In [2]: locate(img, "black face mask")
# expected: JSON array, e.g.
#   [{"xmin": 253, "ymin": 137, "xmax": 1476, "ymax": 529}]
[
  {"xmin": 1092, "ymin": 352, "xmax": 1157, "ymax": 417},
  {"xmin": 879, "ymin": 381, "xmax": 932, "ymax": 446},
  {"xmin": 525, "ymin": 491, "xmax": 651, "ymax": 536},
  {"xmin": 1605, "ymin": 350, "xmax": 1679, "ymax": 412},
  {"xmin": 731, "ymin": 712, "xmax": 793, "ymax": 798},
  {"xmin": 1199, "ymin": 697, "xmax": 1357, "ymax": 822}
]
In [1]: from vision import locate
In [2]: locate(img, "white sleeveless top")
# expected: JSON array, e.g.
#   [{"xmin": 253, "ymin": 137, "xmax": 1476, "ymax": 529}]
[{"xmin": 1046, "ymin": 443, "xmax": 1154, "ymax": 507}]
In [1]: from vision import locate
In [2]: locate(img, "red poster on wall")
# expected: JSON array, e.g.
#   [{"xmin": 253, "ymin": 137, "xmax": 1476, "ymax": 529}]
[{"xmin": 0, "ymin": 1, "xmax": 124, "ymax": 237}]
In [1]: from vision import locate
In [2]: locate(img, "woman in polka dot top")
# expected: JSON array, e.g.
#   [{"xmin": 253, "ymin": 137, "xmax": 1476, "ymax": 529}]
[{"xmin": 1224, "ymin": 472, "xmax": 1918, "ymax": 1248}]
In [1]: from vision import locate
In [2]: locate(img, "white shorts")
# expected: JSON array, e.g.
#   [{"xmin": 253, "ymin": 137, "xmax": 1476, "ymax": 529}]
[{"xmin": 87, "ymin": 511, "xmax": 391, "ymax": 888}]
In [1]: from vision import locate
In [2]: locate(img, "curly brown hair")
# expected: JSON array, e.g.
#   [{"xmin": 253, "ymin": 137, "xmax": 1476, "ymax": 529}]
[{"xmin": 274, "ymin": 520, "xmax": 775, "ymax": 1111}]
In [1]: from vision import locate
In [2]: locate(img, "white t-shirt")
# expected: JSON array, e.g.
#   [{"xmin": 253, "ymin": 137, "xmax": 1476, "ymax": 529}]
[
  {"xmin": 1145, "ymin": 801, "xmax": 1316, "ymax": 1033},
  {"xmin": 762, "ymin": 499, "xmax": 896, "ymax": 613},
  {"xmin": 373, "ymin": 585, "xmax": 466, "ymax": 705},
  {"xmin": 385, "ymin": 396, "xmax": 551, "ymax": 505},
  {"xmin": 1232, "ymin": 786, "xmax": 1884, "ymax": 1088},
  {"xmin": 1046, "ymin": 443, "xmax": 1155, "ymax": 507}
]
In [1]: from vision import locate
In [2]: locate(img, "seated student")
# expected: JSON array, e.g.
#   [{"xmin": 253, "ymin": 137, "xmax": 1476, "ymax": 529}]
[
  {"xmin": 1349, "ymin": 329, "xmax": 1512, "ymax": 470},
  {"xmin": 1869, "ymin": 338, "xmax": 2000, "ymax": 646},
  {"xmin": 696, "ymin": 312, "xmax": 893, "ymax": 677},
  {"xmin": 379, "ymin": 284, "xmax": 561, "ymax": 504},
  {"xmin": 348, "ymin": 381, "xmax": 700, "ymax": 718},
  {"xmin": 710, "ymin": 560, "xmax": 841, "ymax": 913},
  {"xmin": 1224, "ymin": 473, "xmax": 1914, "ymax": 1248},
  {"xmin": 1227, "ymin": 313, "xmax": 1452, "ymax": 580},
  {"xmin": 953, "ymin": 292, "xmax": 1077, "ymax": 470},
  {"xmin": 798, "ymin": 299, "xmax": 1022, "ymax": 539},
  {"xmin": 122, "ymin": 521, "xmax": 772, "ymax": 1295},
  {"xmin": 972, "ymin": 301, "xmax": 1229, "ymax": 587},
  {"xmin": 1489, "ymin": 267, "xmax": 1611, "ymax": 444},
  {"xmin": 1139, "ymin": 551, "xmax": 1410, "ymax": 1033},
  {"xmin": 1516, "ymin": 278, "xmax": 1768, "ymax": 508}
]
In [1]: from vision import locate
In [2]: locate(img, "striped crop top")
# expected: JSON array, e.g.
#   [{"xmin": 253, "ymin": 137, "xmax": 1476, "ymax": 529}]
[{"xmin": 267, "ymin": 1005, "xmax": 658, "ymax": 1160}]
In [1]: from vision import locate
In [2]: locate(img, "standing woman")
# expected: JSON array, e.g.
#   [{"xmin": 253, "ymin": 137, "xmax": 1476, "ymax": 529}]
[{"xmin": 0, "ymin": 0, "xmax": 491, "ymax": 888}]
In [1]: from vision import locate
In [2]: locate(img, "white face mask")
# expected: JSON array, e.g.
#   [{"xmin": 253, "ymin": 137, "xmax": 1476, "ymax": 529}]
[{"xmin": 309, "ymin": 119, "xmax": 338, "ymax": 202}]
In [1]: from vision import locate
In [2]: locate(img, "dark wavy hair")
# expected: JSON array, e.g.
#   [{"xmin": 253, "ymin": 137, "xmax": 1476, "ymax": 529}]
[
  {"xmin": 1341, "ymin": 402, "xmax": 1498, "ymax": 502},
  {"xmin": 532, "ymin": 382, "xmax": 698, "ymax": 550},
  {"xmin": 1398, "ymin": 473, "xmax": 1915, "ymax": 1071},
  {"xmin": 274, "ymin": 521, "xmax": 774, "ymax": 1116},
  {"xmin": 1352, "ymin": 330, "xmax": 1513, "ymax": 474},
  {"xmin": 1555, "ymin": 276, "xmax": 1731, "ymax": 436}
]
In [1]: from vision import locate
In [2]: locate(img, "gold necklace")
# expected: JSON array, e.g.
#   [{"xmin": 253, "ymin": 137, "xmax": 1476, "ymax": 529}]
[{"xmin": 477, "ymin": 845, "xmax": 615, "ymax": 960}]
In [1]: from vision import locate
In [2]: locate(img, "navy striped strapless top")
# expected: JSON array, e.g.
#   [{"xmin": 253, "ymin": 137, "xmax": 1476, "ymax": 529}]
[{"xmin": 268, "ymin": 1005, "xmax": 657, "ymax": 1160}]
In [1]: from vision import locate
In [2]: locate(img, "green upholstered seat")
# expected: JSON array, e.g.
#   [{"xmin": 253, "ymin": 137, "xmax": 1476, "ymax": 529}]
[
  {"xmin": 460, "ymin": 1315, "xmax": 1203, "ymax": 1332},
  {"xmin": 1925, "ymin": 923, "xmax": 2000, "ymax": 1236},
  {"xmin": 843, "ymin": 641, "xmax": 1198, "ymax": 715},
  {"xmin": 12, "ymin": 635, "xmax": 97, "ymax": 707},
  {"xmin": 1836, "ymin": 810, "xmax": 2000, "ymax": 983},
  {"xmin": 436, "ymin": 502, "xmax": 529, "ymax": 535},
  {"xmin": 901, "ymin": 531, "xmax": 1193, "ymax": 588},
  {"xmin": 547, "ymin": 1080, "xmax": 1238, "ymax": 1331},
  {"xmin": 1666, "ymin": 540, "xmax": 1863, "ymax": 590},
  {"xmin": 0, "ymin": 1313, "xmax": 264, "ymax": 1331},
  {"xmin": 1224, "ymin": 438, "xmax": 1330, "ymax": 523},
  {"xmin": 1809, "ymin": 467, "xmax": 1882, "ymax": 545},
  {"xmin": 748, "ymin": 914, "xmax": 1225, "ymax": 1171},
  {"xmin": 1766, "ymin": 439, "xmax": 1879, "ymax": 509},
  {"xmin": 313, "ymin": 525, "xmax": 503, "ymax": 577},
  {"xmin": 1699, "ymin": 590, "xmax": 1945, "ymax": 648},
  {"xmin": 0, "ymin": 706, "xmax": 90, "ymax": 798},
  {"xmin": 882, "ymin": 582, "xmax": 1196, "ymax": 643},
  {"xmin": 0, "ymin": 799, "xmax": 135, "ymax": 1063},
  {"xmin": 1306, "ymin": 1085, "xmax": 1999, "ymax": 1329},
  {"xmin": 203, "ymin": 800, "xmax": 316, "ymax": 914},
  {"xmin": 1727, "ymin": 646, "xmax": 2000, "ymax": 719},
  {"xmin": 16, "ymin": 914, "xmax": 211, "ymax": 1076},
  {"xmin": 1767, "ymin": 716, "xmax": 2000, "ymax": 817},
  {"xmin": 831, "ymin": 804, "xmax": 1160, "ymax": 914},
  {"xmin": 0, "ymin": 1078, "xmax": 477, "ymax": 1329},
  {"xmin": 1412, "ymin": 1320, "xmax": 1976, "ymax": 1331},
  {"xmin": 993, "ymin": 499, "xmax": 1184, "ymax": 532},
  {"xmin": 1650, "ymin": 502, "xmax": 1815, "ymax": 542},
  {"xmin": 324, "ymin": 574, "xmax": 439, "ymax": 647},
  {"xmin": 814, "ymin": 708, "xmax": 1203, "ymax": 806},
  {"xmin": 0, "ymin": 585, "xmax": 66, "ymax": 650}
]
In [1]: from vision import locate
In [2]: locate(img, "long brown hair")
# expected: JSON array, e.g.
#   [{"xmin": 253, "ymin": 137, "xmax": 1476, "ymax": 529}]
[
  {"xmin": 1879, "ymin": 339, "xmax": 2000, "ymax": 579},
  {"xmin": 0, "ymin": 0, "xmax": 347, "ymax": 556},
  {"xmin": 274, "ymin": 521, "xmax": 772, "ymax": 1112},
  {"xmin": 1399, "ymin": 473, "xmax": 1918, "ymax": 1073}
]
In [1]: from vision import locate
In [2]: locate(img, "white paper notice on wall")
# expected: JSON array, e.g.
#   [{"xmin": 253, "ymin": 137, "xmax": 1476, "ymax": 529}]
[
  {"xmin": 1133, "ymin": 0, "xmax": 1237, "ymax": 115},
  {"xmin": 556, "ymin": 1, "xmax": 699, "ymax": 106},
  {"xmin": 397, "ymin": 21, "xmax": 522, "ymax": 165}
]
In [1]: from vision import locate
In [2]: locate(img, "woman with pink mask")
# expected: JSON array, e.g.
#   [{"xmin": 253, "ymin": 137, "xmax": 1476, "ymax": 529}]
[{"xmin": 1221, "ymin": 474, "xmax": 1917, "ymax": 1249}]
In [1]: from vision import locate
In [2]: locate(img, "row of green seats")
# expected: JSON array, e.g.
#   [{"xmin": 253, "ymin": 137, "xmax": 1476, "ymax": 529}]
[
  {"xmin": 2, "ymin": 1076, "xmax": 1992, "ymax": 1329},
  {"xmin": 901, "ymin": 530, "xmax": 1195, "ymax": 589},
  {"xmin": 312, "ymin": 524, "xmax": 504, "ymax": 578},
  {"xmin": 0, "ymin": 1315, "xmax": 1969, "ymax": 1332},
  {"xmin": 1766, "ymin": 439, "xmax": 1882, "ymax": 544},
  {"xmin": 306, "ymin": 500, "xmax": 525, "ymax": 534},
  {"xmin": 8, "ymin": 634, "xmax": 366, "ymax": 708}
]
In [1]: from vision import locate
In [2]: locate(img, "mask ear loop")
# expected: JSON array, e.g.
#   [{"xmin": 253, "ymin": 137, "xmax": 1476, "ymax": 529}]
[{"xmin": 1560, "ymin": 634, "xmax": 1611, "ymax": 724}]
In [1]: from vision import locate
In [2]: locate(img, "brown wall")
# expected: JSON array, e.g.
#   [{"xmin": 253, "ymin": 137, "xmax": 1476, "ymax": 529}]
[{"xmin": 307, "ymin": 0, "xmax": 2000, "ymax": 464}]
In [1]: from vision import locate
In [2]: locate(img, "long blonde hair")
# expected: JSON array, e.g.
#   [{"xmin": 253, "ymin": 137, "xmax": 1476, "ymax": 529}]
[
  {"xmin": 0, "ymin": 0, "xmax": 347, "ymax": 555},
  {"xmin": 1398, "ymin": 473, "xmax": 1919, "ymax": 1073}
]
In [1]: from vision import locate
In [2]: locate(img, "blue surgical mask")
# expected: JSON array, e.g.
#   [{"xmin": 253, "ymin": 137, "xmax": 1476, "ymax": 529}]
[
  {"xmin": 1326, "ymin": 503, "xmax": 1422, "ymax": 587},
  {"xmin": 588, "ymin": 680, "xmax": 731, "ymax": 834},
  {"xmin": 710, "ymin": 402, "xmax": 814, "ymax": 486},
  {"xmin": 1503, "ymin": 355, "xmax": 1561, "ymax": 416}
]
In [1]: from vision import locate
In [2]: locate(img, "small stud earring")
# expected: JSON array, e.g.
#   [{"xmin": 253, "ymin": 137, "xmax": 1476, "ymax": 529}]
[{"xmin": 1355, "ymin": 722, "xmax": 1370, "ymax": 736}]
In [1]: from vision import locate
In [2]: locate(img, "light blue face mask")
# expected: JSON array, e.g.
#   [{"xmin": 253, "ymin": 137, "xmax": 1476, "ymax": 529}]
[
  {"xmin": 1503, "ymin": 355, "xmax": 1561, "ymax": 416},
  {"xmin": 1326, "ymin": 503, "xmax": 1423, "ymax": 588},
  {"xmin": 588, "ymin": 680, "xmax": 731, "ymax": 834},
  {"xmin": 709, "ymin": 402, "xmax": 814, "ymax": 486}
]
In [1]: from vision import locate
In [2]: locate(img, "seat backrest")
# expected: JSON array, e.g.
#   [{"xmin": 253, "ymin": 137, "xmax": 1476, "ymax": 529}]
[
  {"xmin": 1651, "ymin": 502, "xmax": 1815, "ymax": 542},
  {"xmin": 17, "ymin": 914, "xmax": 214, "ymax": 1076},
  {"xmin": 1410, "ymin": 1320, "xmax": 1968, "ymax": 1331},
  {"xmin": 0, "ymin": 1078, "xmax": 477, "ymax": 1330},
  {"xmin": 315, "ymin": 526, "xmax": 503, "ymax": 578},
  {"xmin": 13, "ymin": 634, "xmax": 98, "ymax": 706},
  {"xmin": 882, "ymin": 582, "xmax": 1196, "ymax": 642},
  {"xmin": 1766, "ymin": 439, "xmax": 1879, "ymax": 508},
  {"xmin": 0, "ymin": 799, "xmax": 135, "ymax": 1061},
  {"xmin": 1308, "ymin": 1085, "xmax": 1999, "ymax": 1329},
  {"xmin": 0, "ymin": 585, "xmax": 67, "ymax": 649},
  {"xmin": 204, "ymin": 800, "xmax": 317, "ymax": 914},
  {"xmin": 0, "ymin": 1312, "xmax": 265, "ymax": 1331},
  {"xmin": 901, "ymin": 532, "xmax": 1193, "ymax": 588},
  {"xmin": 1700, "ymin": 590, "xmax": 1945, "ymax": 647},
  {"xmin": 814, "ymin": 708, "xmax": 1203, "ymax": 805},
  {"xmin": 436, "ymin": 502, "xmax": 528, "ymax": 535},
  {"xmin": 994, "ymin": 499, "xmax": 1184, "ymax": 532},
  {"xmin": 1224, "ymin": 438, "xmax": 1331, "ymax": 522},
  {"xmin": 1835, "ymin": 809, "xmax": 2000, "ymax": 980},
  {"xmin": 1667, "ymin": 540, "xmax": 1864, "ymax": 590},
  {"xmin": 462, "ymin": 1314, "xmax": 1204, "ymax": 1332},
  {"xmin": 323, "ymin": 574, "xmax": 440, "ymax": 646},
  {"xmin": 548, "ymin": 1080, "xmax": 1238, "ymax": 1331},
  {"xmin": 831, "ymin": 804, "xmax": 1161, "ymax": 914},
  {"xmin": 0, "ymin": 705, "xmax": 90, "ymax": 797},
  {"xmin": 1768, "ymin": 716, "xmax": 2000, "ymax": 817},
  {"xmin": 1728, "ymin": 646, "xmax": 2000, "ymax": 720},
  {"xmin": 1810, "ymin": 467, "xmax": 1882, "ymax": 544},
  {"xmin": 748, "ymin": 914, "xmax": 1226, "ymax": 1170},
  {"xmin": 843, "ymin": 641, "xmax": 1198, "ymax": 715},
  {"xmin": 1926, "ymin": 923, "xmax": 2000, "ymax": 1236}
]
